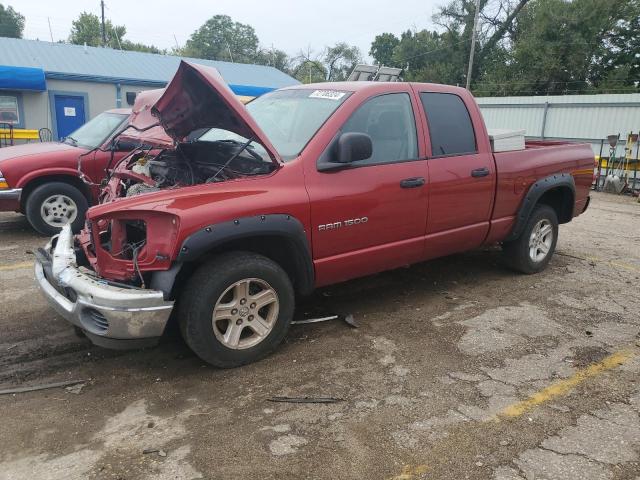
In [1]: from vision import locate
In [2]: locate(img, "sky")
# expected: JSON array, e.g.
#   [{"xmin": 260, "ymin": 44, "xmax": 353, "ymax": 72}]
[{"xmin": 10, "ymin": 0, "xmax": 442, "ymax": 61}]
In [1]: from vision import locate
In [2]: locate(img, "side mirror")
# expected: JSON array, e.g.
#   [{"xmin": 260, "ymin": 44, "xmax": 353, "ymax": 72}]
[
  {"xmin": 317, "ymin": 132, "xmax": 373, "ymax": 172},
  {"xmin": 337, "ymin": 132, "xmax": 372, "ymax": 163}
]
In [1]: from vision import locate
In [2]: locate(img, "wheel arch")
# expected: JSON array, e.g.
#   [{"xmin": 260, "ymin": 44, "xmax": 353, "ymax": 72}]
[
  {"xmin": 20, "ymin": 174, "xmax": 91, "ymax": 212},
  {"xmin": 505, "ymin": 173, "xmax": 575, "ymax": 242},
  {"xmin": 174, "ymin": 214, "xmax": 315, "ymax": 297}
]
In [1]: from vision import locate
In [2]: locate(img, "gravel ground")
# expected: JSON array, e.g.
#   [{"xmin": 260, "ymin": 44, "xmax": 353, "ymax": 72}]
[{"xmin": 0, "ymin": 191, "xmax": 639, "ymax": 480}]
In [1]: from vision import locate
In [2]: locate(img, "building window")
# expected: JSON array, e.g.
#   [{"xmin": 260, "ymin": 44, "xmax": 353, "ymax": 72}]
[{"xmin": 0, "ymin": 95, "xmax": 19, "ymax": 125}]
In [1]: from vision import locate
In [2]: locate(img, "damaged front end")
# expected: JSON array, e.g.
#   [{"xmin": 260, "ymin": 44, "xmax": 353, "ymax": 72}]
[
  {"xmin": 34, "ymin": 225, "xmax": 174, "ymax": 349},
  {"xmin": 35, "ymin": 61, "xmax": 281, "ymax": 347},
  {"xmin": 100, "ymin": 137, "xmax": 275, "ymax": 202},
  {"xmin": 99, "ymin": 60, "xmax": 279, "ymax": 202},
  {"xmin": 78, "ymin": 209, "xmax": 179, "ymax": 283}
]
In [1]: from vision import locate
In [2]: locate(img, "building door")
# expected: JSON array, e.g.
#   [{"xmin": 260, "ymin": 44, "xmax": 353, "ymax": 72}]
[{"xmin": 54, "ymin": 95, "xmax": 86, "ymax": 139}]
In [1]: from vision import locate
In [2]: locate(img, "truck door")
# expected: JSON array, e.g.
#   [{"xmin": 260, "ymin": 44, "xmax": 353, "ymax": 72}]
[
  {"xmin": 304, "ymin": 92, "xmax": 429, "ymax": 286},
  {"xmin": 416, "ymin": 90, "xmax": 496, "ymax": 259}
]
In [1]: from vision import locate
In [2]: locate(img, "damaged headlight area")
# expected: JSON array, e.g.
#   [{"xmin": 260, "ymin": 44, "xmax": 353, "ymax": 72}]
[{"xmin": 81, "ymin": 211, "xmax": 180, "ymax": 285}]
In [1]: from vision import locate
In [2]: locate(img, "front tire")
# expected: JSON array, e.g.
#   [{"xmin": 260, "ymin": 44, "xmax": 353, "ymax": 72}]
[
  {"xmin": 503, "ymin": 204, "xmax": 559, "ymax": 274},
  {"xmin": 25, "ymin": 182, "xmax": 88, "ymax": 236},
  {"xmin": 178, "ymin": 252, "xmax": 295, "ymax": 368}
]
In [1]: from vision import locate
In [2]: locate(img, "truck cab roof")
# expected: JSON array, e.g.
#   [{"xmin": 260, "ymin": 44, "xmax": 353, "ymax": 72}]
[{"xmin": 281, "ymin": 81, "xmax": 470, "ymax": 96}]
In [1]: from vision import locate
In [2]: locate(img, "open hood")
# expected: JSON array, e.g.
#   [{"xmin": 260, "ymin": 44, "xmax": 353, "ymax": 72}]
[
  {"xmin": 118, "ymin": 89, "xmax": 173, "ymax": 148},
  {"xmin": 151, "ymin": 61, "xmax": 281, "ymax": 164}
]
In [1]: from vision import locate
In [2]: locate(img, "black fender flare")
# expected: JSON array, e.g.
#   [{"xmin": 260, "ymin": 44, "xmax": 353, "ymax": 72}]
[
  {"xmin": 505, "ymin": 173, "xmax": 575, "ymax": 242},
  {"xmin": 176, "ymin": 214, "xmax": 314, "ymax": 295}
]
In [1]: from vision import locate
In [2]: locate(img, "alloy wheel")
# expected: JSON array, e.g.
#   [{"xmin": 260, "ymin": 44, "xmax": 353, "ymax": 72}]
[
  {"xmin": 211, "ymin": 278, "xmax": 279, "ymax": 350},
  {"xmin": 528, "ymin": 219, "xmax": 553, "ymax": 262}
]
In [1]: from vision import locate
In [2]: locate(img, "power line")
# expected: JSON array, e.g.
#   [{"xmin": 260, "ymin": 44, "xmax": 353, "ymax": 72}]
[
  {"xmin": 473, "ymin": 87, "xmax": 639, "ymax": 95},
  {"xmin": 473, "ymin": 79, "xmax": 640, "ymax": 87}
]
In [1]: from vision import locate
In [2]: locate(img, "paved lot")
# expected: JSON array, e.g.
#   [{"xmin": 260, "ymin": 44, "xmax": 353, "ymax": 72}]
[{"xmin": 0, "ymin": 191, "xmax": 639, "ymax": 480}]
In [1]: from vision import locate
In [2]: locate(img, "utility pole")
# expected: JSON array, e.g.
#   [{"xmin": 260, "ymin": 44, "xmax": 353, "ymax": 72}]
[
  {"xmin": 100, "ymin": 0, "xmax": 107, "ymax": 46},
  {"xmin": 465, "ymin": 0, "xmax": 481, "ymax": 90}
]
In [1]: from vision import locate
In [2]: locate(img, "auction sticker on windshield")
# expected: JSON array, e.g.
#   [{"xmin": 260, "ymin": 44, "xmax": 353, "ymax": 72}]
[{"xmin": 309, "ymin": 90, "xmax": 347, "ymax": 100}]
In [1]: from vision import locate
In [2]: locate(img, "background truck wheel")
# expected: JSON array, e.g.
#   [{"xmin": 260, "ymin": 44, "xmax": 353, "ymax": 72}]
[
  {"xmin": 178, "ymin": 251, "xmax": 295, "ymax": 368},
  {"xmin": 25, "ymin": 182, "xmax": 88, "ymax": 236},
  {"xmin": 503, "ymin": 204, "xmax": 559, "ymax": 274}
]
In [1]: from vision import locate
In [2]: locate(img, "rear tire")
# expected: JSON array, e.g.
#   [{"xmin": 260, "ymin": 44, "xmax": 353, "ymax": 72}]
[
  {"xmin": 178, "ymin": 252, "xmax": 294, "ymax": 368},
  {"xmin": 25, "ymin": 182, "xmax": 88, "ymax": 236},
  {"xmin": 503, "ymin": 204, "xmax": 558, "ymax": 274}
]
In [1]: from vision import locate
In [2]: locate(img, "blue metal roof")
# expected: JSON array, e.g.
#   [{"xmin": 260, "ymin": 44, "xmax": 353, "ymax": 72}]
[{"xmin": 0, "ymin": 37, "xmax": 299, "ymax": 90}]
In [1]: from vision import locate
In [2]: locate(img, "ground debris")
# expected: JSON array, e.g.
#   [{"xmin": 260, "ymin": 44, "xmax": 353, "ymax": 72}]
[
  {"xmin": 291, "ymin": 313, "xmax": 358, "ymax": 328},
  {"xmin": 65, "ymin": 383, "xmax": 86, "ymax": 395},
  {"xmin": 142, "ymin": 448, "xmax": 167, "ymax": 457},
  {"xmin": 268, "ymin": 396, "xmax": 344, "ymax": 404},
  {"xmin": 0, "ymin": 379, "xmax": 87, "ymax": 396}
]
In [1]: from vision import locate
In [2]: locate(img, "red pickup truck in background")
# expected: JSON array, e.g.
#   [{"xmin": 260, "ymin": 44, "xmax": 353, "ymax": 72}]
[
  {"xmin": 35, "ymin": 61, "xmax": 593, "ymax": 368},
  {"xmin": 0, "ymin": 109, "xmax": 131, "ymax": 235}
]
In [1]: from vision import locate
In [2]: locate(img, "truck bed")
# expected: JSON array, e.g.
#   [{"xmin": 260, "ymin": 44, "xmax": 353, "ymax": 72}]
[{"xmin": 490, "ymin": 140, "xmax": 594, "ymax": 229}]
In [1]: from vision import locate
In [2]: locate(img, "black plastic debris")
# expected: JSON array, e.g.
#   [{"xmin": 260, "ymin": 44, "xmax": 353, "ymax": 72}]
[{"xmin": 268, "ymin": 396, "xmax": 344, "ymax": 404}]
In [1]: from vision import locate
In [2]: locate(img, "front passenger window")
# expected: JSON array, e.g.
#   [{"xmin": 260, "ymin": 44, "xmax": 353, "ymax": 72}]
[{"xmin": 342, "ymin": 93, "xmax": 418, "ymax": 165}]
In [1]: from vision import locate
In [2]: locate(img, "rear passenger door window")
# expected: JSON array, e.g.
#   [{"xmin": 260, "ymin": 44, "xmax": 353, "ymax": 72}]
[
  {"xmin": 420, "ymin": 92, "xmax": 476, "ymax": 157},
  {"xmin": 342, "ymin": 93, "xmax": 418, "ymax": 165}
]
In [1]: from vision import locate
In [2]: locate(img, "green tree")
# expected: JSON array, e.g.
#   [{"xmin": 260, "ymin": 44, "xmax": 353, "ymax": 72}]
[
  {"xmin": 183, "ymin": 15, "xmax": 259, "ymax": 63},
  {"xmin": 390, "ymin": 29, "xmax": 466, "ymax": 84},
  {"xmin": 69, "ymin": 12, "xmax": 125, "ymax": 48},
  {"xmin": 370, "ymin": 33, "xmax": 399, "ymax": 66},
  {"xmin": 69, "ymin": 12, "xmax": 161, "ymax": 53},
  {"xmin": 0, "ymin": 3, "xmax": 24, "ymax": 38},
  {"xmin": 291, "ymin": 43, "xmax": 361, "ymax": 83},
  {"xmin": 368, "ymin": 0, "xmax": 529, "ymax": 86},
  {"xmin": 475, "ymin": 0, "xmax": 634, "ymax": 96},
  {"xmin": 595, "ymin": 0, "xmax": 640, "ymax": 91},
  {"xmin": 433, "ymin": 0, "xmax": 529, "ymax": 87},
  {"xmin": 253, "ymin": 48, "xmax": 292, "ymax": 74},
  {"xmin": 120, "ymin": 40, "xmax": 163, "ymax": 54},
  {"xmin": 291, "ymin": 49, "xmax": 327, "ymax": 83},
  {"xmin": 324, "ymin": 43, "xmax": 361, "ymax": 81}
]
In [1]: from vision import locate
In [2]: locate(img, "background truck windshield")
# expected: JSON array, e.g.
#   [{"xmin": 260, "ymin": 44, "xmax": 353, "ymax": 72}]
[
  {"xmin": 63, "ymin": 112, "xmax": 128, "ymax": 149},
  {"xmin": 246, "ymin": 89, "xmax": 350, "ymax": 160}
]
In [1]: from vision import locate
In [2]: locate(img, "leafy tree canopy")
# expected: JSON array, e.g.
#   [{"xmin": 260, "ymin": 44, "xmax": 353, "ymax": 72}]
[
  {"xmin": 369, "ymin": 0, "xmax": 639, "ymax": 95},
  {"xmin": 69, "ymin": 12, "xmax": 161, "ymax": 53},
  {"xmin": 183, "ymin": 15, "xmax": 259, "ymax": 63},
  {"xmin": 291, "ymin": 43, "xmax": 362, "ymax": 83},
  {"xmin": 0, "ymin": 3, "xmax": 24, "ymax": 38}
]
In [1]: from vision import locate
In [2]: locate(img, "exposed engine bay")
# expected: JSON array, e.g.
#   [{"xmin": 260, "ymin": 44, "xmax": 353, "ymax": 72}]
[{"xmin": 108, "ymin": 139, "xmax": 275, "ymax": 200}]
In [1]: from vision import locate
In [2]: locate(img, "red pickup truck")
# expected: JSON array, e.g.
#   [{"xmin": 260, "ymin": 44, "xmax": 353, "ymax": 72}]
[
  {"xmin": 35, "ymin": 61, "xmax": 593, "ymax": 367},
  {"xmin": 0, "ymin": 109, "xmax": 132, "ymax": 235}
]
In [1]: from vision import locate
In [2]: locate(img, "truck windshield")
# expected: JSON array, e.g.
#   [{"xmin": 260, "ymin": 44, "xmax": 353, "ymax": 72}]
[
  {"xmin": 197, "ymin": 128, "xmax": 271, "ymax": 162},
  {"xmin": 245, "ymin": 89, "xmax": 350, "ymax": 160},
  {"xmin": 63, "ymin": 112, "xmax": 128, "ymax": 149}
]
